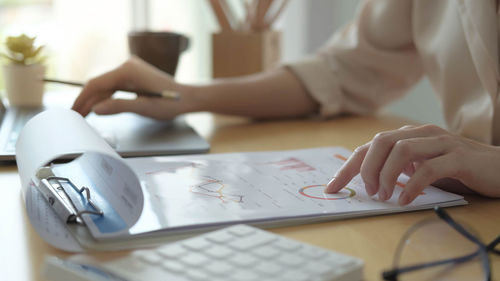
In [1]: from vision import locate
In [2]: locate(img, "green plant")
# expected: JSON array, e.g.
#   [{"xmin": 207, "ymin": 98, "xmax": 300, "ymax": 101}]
[{"xmin": 1, "ymin": 34, "xmax": 45, "ymax": 65}]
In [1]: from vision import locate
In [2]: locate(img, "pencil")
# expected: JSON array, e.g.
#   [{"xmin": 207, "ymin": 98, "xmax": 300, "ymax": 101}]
[
  {"xmin": 208, "ymin": 0, "xmax": 232, "ymax": 31},
  {"xmin": 43, "ymin": 78, "xmax": 180, "ymax": 100}
]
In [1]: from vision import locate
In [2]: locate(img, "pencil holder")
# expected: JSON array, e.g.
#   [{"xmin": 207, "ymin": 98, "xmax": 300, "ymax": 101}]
[{"xmin": 212, "ymin": 30, "xmax": 281, "ymax": 78}]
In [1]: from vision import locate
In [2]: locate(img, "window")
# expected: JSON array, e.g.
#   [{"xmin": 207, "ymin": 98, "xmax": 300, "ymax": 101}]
[{"xmin": 0, "ymin": 0, "xmax": 132, "ymax": 89}]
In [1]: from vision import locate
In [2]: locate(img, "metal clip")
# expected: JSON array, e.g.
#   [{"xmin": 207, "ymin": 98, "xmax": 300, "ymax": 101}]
[{"xmin": 37, "ymin": 176, "xmax": 103, "ymax": 224}]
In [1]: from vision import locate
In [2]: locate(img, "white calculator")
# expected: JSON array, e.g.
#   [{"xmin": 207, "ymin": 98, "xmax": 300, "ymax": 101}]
[{"xmin": 43, "ymin": 224, "xmax": 364, "ymax": 281}]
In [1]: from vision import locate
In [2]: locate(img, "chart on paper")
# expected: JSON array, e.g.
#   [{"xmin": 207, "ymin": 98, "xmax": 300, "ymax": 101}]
[
  {"xmin": 139, "ymin": 151, "xmax": 367, "ymax": 212},
  {"xmin": 128, "ymin": 147, "xmax": 405, "ymax": 218},
  {"xmin": 124, "ymin": 147, "xmax": 465, "ymax": 235}
]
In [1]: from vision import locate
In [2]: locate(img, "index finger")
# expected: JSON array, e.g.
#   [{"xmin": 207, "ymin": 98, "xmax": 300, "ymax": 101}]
[
  {"xmin": 71, "ymin": 66, "xmax": 126, "ymax": 116},
  {"xmin": 325, "ymin": 143, "xmax": 370, "ymax": 193}
]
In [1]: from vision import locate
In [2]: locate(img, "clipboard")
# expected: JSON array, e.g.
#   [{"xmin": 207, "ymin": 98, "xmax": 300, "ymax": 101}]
[
  {"xmin": 26, "ymin": 154, "xmax": 217, "ymax": 252},
  {"xmin": 17, "ymin": 109, "xmax": 468, "ymax": 253},
  {"xmin": 25, "ymin": 150, "xmax": 147, "ymax": 251}
]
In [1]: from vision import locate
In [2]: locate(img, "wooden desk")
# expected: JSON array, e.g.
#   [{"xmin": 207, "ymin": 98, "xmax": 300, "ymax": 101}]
[{"xmin": 1, "ymin": 113, "xmax": 499, "ymax": 281}]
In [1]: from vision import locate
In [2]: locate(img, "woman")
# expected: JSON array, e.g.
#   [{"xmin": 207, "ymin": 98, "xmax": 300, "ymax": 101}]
[{"xmin": 72, "ymin": 0, "xmax": 500, "ymax": 205}]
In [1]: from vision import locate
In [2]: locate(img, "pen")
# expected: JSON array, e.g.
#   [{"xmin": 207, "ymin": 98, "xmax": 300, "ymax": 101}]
[{"xmin": 43, "ymin": 78, "xmax": 180, "ymax": 100}]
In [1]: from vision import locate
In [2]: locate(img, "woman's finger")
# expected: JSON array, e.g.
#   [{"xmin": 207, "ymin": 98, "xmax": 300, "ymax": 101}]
[
  {"xmin": 325, "ymin": 142, "xmax": 370, "ymax": 193},
  {"xmin": 360, "ymin": 124, "xmax": 442, "ymax": 196},
  {"xmin": 378, "ymin": 136, "xmax": 449, "ymax": 201},
  {"xmin": 72, "ymin": 65, "xmax": 127, "ymax": 116},
  {"xmin": 93, "ymin": 97, "xmax": 180, "ymax": 119},
  {"xmin": 398, "ymin": 153, "xmax": 458, "ymax": 205}
]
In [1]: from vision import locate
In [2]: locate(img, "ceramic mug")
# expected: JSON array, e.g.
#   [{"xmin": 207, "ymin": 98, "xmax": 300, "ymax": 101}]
[{"xmin": 127, "ymin": 31, "xmax": 189, "ymax": 76}]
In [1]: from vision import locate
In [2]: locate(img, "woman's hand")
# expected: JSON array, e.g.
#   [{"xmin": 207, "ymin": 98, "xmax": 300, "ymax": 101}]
[
  {"xmin": 72, "ymin": 56, "xmax": 195, "ymax": 119},
  {"xmin": 325, "ymin": 124, "xmax": 500, "ymax": 205}
]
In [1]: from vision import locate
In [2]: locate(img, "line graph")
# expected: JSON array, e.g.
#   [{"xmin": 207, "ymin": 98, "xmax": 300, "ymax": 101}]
[
  {"xmin": 144, "ymin": 162, "xmax": 244, "ymax": 203},
  {"xmin": 189, "ymin": 176, "xmax": 244, "ymax": 203}
]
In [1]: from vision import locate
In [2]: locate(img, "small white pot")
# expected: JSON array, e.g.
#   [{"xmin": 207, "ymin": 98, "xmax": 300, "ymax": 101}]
[{"xmin": 2, "ymin": 63, "xmax": 46, "ymax": 107}]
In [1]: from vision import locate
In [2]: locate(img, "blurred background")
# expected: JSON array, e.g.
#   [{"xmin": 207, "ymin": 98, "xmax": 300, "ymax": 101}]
[{"xmin": 0, "ymin": 0, "xmax": 444, "ymax": 126}]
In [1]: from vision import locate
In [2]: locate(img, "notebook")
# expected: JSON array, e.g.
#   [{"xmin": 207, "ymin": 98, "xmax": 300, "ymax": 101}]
[
  {"xmin": 0, "ymin": 99, "xmax": 209, "ymax": 161},
  {"xmin": 16, "ymin": 109, "xmax": 467, "ymax": 252}
]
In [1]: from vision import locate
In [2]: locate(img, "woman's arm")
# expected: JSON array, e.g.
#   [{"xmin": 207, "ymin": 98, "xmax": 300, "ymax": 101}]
[{"xmin": 72, "ymin": 56, "xmax": 318, "ymax": 119}]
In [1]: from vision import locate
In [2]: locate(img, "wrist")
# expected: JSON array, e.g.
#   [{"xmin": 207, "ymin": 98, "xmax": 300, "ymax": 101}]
[{"xmin": 176, "ymin": 84, "xmax": 207, "ymax": 114}]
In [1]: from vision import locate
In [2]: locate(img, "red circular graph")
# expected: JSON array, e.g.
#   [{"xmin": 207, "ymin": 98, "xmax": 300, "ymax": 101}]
[{"xmin": 298, "ymin": 184, "xmax": 356, "ymax": 200}]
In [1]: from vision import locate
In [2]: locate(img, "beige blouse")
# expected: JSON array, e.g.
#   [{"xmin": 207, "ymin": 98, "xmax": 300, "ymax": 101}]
[{"xmin": 288, "ymin": 0, "xmax": 500, "ymax": 145}]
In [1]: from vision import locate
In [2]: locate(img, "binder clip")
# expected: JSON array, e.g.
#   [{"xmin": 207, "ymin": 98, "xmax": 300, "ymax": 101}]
[{"xmin": 36, "ymin": 175, "xmax": 104, "ymax": 224}]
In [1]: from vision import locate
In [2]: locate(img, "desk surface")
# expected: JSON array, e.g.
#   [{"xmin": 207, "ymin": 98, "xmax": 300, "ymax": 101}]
[{"xmin": 1, "ymin": 113, "xmax": 499, "ymax": 281}]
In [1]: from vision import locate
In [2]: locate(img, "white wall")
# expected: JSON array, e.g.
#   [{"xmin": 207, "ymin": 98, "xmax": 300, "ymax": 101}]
[{"xmin": 279, "ymin": 0, "xmax": 445, "ymax": 127}]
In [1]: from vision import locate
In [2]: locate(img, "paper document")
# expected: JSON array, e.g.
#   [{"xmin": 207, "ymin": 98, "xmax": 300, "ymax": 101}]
[{"xmin": 124, "ymin": 147, "xmax": 465, "ymax": 238}]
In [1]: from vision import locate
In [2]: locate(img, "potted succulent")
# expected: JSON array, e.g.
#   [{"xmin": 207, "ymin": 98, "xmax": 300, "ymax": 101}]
[{"xmin": 1, "ymin": 34, "xmax": 46, "ymax": 107}]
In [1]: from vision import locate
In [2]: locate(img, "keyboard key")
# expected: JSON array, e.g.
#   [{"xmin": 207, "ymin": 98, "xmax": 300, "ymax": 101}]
[
  {"xmin": 204, "ymin": 261, "xmax": 233, "ymax": 276},
  {"xmin": 252, "ymin": 246, "xmax": 280, "ymax": 258},
  {"xmin": 206, "ymin": 231, "xmax": 236, "ymax": 244},
  {"xmin": 135, "ymin": 251, "xmax": 162, "ymax": 265},
  {"xmin": 227, "ymin": 225, "xmax": 256, "ymax": 237},
  {"xmin": 254, "ymin": 262, "xmax": 283, "ymax": 276},
  {"xmin": 229, "ymin": 253, "xmax": 259, "ymax": 267},
  {"xmin": 157, "ymin": 244, "xmax": 189, "ymax": 258},
  {"xmin": 279, "ymin": 270, "xmax": 311, "ymax": 281},
  {"xmin": 323, "ymin": 253, "xmax": 357, "ymax": 267},
  {"xmin": 182, "ymin": 237, "xmax": 212, "ymax": 251},
  {"xmin": 232, "ymin": 270, "xmax": 260, "ymax": 281},
  {"xmin": 161, "ymin": 260, "xmax": 185, "ymax": 273},
  {"xmin": 186, "ymin": 269, "xmax": 208, "ymax": 281},
  {"xmin": 276, "ymin": 253, "xmax": 305, "ymax": 267},
  {"xmin": 180, "ymin": 252, "xmax": 210, "ymax": 267},
  {"xmin": 303, "ymin": 262, "xmax": 335, "ymax": 276},
  {"xmin": 228, "ymin": 233, "xmax": 277, "ymax": 251},
  {"xmin": 204, "ymin": 245, "xmax": 234, "ymax": 259},
  {"xmin": 299, "ymin": 246, "xmax": 328, "ymax": 259},
  {"xmin": 273, "ymin": 238, "xmax": 302, "ymax": 252},
  {"xmin": 114, "ymin": 257, "xmax": 147, "ymax": 273}
]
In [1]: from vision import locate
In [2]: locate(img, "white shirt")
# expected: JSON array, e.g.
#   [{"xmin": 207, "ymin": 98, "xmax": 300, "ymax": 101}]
[{"xmin": 288, "ymin": 0, "xmax": 500, "ymax": 145}]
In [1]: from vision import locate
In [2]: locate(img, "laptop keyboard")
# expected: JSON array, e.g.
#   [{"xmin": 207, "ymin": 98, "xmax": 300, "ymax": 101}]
[
  {"xmin": 3, "ymin": 109, "xmax": 118, "ymax": 153},
  {"xmin": 4, "ymin": 108, "xmax": 40, "ymax": 152}
]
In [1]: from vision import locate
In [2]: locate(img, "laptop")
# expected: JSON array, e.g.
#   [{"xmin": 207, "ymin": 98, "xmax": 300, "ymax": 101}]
[{"xmin": 0, "ymin": 99, "xmax": 210, "ymax": 161}]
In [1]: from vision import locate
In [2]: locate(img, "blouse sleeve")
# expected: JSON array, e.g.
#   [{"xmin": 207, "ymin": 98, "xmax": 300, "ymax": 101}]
[{"xmin": 286, "ymin": 0, "xmax": 423, "ymax": 117}]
